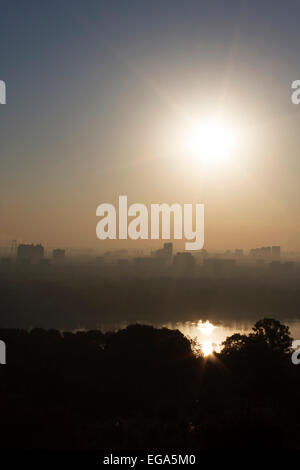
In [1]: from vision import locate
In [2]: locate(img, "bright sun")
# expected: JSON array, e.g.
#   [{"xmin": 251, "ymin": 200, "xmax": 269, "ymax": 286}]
[{"xmin": 185, "ymin": 119, "xmax": 236, "ymax": 165}]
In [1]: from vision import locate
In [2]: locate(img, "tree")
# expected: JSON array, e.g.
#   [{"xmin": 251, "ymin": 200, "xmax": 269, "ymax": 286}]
[
  {"xmin": 221, "ymin": 319, "xmax": 293, "ymax": 357},
  {"xmin": 250, "ymin": 318, "xmax": 293, "ymax": 354},
  {"xmin": 221, "ymin": 333, "xmax": 248, "ymax": 355}
]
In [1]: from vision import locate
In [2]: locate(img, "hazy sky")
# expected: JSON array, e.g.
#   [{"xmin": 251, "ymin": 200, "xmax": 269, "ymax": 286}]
[{"xmin": 1, "ymin": 0, "xmax": 300, "ymax": 251}]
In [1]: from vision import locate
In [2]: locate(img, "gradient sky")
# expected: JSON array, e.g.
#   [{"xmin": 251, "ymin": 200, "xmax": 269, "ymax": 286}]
[{"xmin": 1, "ymin": 0, "xmax": 300, "ymax": 251}]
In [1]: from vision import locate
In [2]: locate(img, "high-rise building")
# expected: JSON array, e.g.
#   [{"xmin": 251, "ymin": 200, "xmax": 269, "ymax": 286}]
[{"xmin": 17, "ymin": 244, "xmax": 44, "ymax": 264}]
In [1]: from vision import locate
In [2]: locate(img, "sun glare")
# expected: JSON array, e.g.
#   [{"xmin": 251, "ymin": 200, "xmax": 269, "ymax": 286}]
[
  {"xmin": 197, "ymin": 320, "xmax": 216, "ymax": 336},
  {"xmin": 185, "ymin": 119, "xmax": 236, "ymax": 165},
  {"xmin": 196, "ymin": 320, "xmax": 217, "ymax": 356},
  {"xmin": 202, "ymin": 340, "xmax": 214, "ymax": 357}
]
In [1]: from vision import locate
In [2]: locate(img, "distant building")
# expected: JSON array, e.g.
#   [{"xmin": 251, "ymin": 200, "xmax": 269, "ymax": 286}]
[
  {"xmin": 270, "ymin": 261, "xmax": 294, "ymax": 274},
  {"xmin": 203, "ymin": 258, "xmax": 236, "ymax": 276},
  {"xmin": 163, "ymin": 242, "xmax": 173, "ymax": 259},
  {"xmin": 173, "ymin": 252, "xmax": 195, "ymax": 276},
  {"xmin": 40, "ymin": 258, "xmax": 51, "ymax": 267},
  {"xmin": 250, "ymin": 246, "xmax": 272, "ymax": 258},
  {"xmin": 17, "ymin": 244, "xmax": 44, "ymax": 264},
  {"xmin": 1, "ymin": 257, "xmax": 11, "ymax": 266},
  {"xmin": 235, "ymin": 249, "xmax": 244, "ymax": 257},
  {"xmin": 52, "ymin": 248, "xmax": 65, "ymax": 263},
  {"xmin": 133, "ymin": 257, "xmax": 163, "ymax": 268},
  {"xmin": 114, "ymin": 249, "xmax": 128, "ymax": 258},
  {"xmin": 271, "ymin": 246, "xmax": 281, "ymax": 259},
  {"xmin": 132, "ymin": 256, "xmax": 164, "ymax": 276},
  {"xmin": 250, "ymin": 246, "xmax": 281, "ymax": 259},
  {"xmin": 153, "ymin": 242, "xmax": 173, "ymax": 263},
  {"xmin": 117, "ymin": 259, "xmax": 129, "ymax": 266}
]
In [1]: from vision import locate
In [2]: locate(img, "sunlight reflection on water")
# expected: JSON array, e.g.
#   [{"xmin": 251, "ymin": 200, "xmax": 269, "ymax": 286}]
[
  {"xmin": 98, "ymin": 317, "xmax": 300, "ymax": 356},
  {"xmin": 162, "ymin": 320, "xmax": 251, "ymax": 355},
  {"xmin": 161, "ymin": 319, "xmax": 300, "ymax": 356}
]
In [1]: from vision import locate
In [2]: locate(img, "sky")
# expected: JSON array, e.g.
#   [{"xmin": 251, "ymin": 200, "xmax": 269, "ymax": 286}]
[{"xmin": 1, "ymin": 0, "xmax": 300, "ymax": 251}]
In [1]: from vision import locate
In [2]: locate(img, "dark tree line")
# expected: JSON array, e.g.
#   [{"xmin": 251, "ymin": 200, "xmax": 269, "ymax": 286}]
[{"xmin": 0, "ymin": 318, "xmax": 299, "ymax": 449}]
